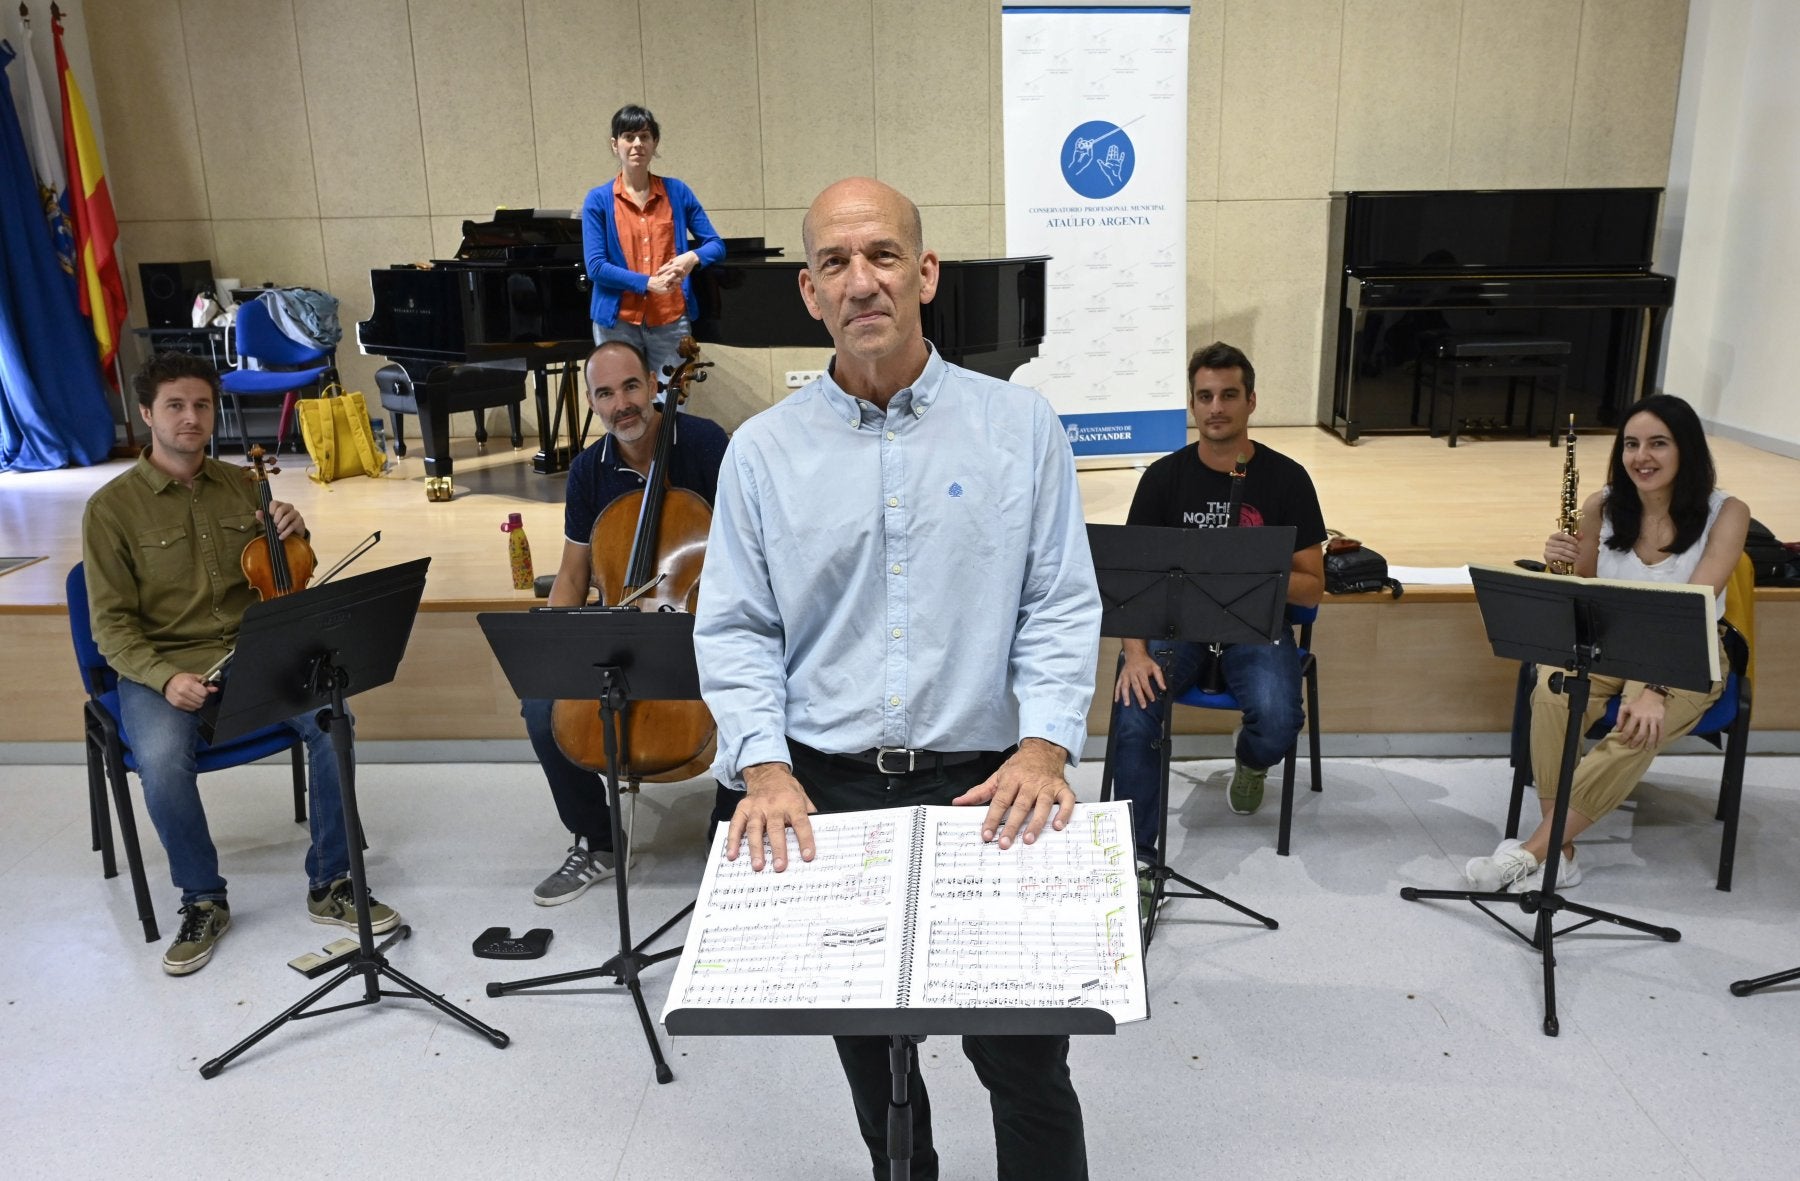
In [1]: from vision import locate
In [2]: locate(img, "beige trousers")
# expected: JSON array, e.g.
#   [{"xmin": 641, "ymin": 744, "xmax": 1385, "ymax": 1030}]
[{"xmin": 1530, "ymin": 647, "xmax": 1724, "ymax": 822}]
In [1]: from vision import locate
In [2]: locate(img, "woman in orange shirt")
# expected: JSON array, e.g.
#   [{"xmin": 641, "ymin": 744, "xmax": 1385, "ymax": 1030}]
[{"xmin": 580, "ymin": 105, "xmax": 725, "ymax": 394}]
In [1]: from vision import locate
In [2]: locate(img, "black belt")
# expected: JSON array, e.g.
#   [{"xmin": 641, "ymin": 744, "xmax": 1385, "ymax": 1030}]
[{"xmin": 804, "ymin": 743, "xmax": 995, "ymax": 776}]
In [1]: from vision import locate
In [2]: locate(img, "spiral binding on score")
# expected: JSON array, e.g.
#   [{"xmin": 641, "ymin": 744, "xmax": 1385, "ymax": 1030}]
[{"xmin": 896, "ymin": 806, "xmax": 928, "ymax": 1007}]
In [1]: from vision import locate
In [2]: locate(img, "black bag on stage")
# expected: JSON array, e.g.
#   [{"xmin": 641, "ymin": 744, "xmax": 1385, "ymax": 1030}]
[
  {"xmin": 1324, "ymin": 531, "xmax": 1403, "ymax": 598},
  {"xmin": 1745, "ymin": 517, "xmax": 1800, "ymax": 587}
]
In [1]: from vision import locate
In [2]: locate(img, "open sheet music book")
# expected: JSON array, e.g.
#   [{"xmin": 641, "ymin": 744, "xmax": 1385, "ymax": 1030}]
[{"xmin": 659, "ymin": 801, "xmax": 1147, "ymax": 1025}]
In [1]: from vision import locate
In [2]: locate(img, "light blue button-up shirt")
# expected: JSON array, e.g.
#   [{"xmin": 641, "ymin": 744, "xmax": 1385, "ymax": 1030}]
[{"xmin": 695, "ymin": 346, "xmax": 1101, "ymax": 789}]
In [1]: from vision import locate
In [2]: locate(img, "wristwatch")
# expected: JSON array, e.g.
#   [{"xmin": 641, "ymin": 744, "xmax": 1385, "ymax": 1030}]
[{"xmin": 1644, "ymin": 683, "xmax": 1671, "ymax": 698}]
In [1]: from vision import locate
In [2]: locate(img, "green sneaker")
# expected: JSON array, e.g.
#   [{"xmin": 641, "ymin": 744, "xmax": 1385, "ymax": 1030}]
[
  {"xmin": 163, "ymin": 900, "xmax": 230, "ymax": 976},
  {"xmin": 1136, "ymin": 865, "xmax": 1165, "ymax": 917},
  {"xmin": 1228, "ymin": 762, "xmax": 1268, "ymax": 815},
  {"xmin": 308, "ymin": 878, "xmax": 401, "ymax": 934}
]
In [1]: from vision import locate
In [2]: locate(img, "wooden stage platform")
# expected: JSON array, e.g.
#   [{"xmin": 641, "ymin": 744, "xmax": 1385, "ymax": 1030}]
[{"xmin": 4, "ymin": 427, "xmax": 1796, "ymax": 748}]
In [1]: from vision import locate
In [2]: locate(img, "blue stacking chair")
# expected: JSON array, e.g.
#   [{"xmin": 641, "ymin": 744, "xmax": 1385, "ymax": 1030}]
[
  {"xmin": 218, "ymin": 294, "xmax": 334, "ymax": 455},
  {"xmin": 1505, "ymin": 555, "xmax": 1755, "ymax": 891},
  {"xmin": 1101, "ymin": 604, "xmax": 1323, "ymax": 857},
  {"xmin": 67, "ymin": 563, "xmax": 306, "ymax": 943}
]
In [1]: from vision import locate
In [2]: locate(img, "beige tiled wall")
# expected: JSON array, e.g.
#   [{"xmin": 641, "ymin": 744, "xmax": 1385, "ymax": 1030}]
[{"xmin": 94, "ymin": 0, "xmax": 1686, "ymax": 433}]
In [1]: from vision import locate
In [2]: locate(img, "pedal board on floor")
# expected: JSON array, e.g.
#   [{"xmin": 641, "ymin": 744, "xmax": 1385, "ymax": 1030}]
[
  {"xmin": 472, "ymin": 927, "xmax": 553, "ymax": 960},
  {"xmin": 288, "ymin": 937, "xmax": 360, "ymax": 978}
]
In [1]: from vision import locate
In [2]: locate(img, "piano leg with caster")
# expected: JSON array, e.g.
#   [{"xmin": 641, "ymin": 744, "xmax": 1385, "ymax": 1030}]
[{"xmin": 531, "ymin": 361, "xmax": 579, "ymax": 475}]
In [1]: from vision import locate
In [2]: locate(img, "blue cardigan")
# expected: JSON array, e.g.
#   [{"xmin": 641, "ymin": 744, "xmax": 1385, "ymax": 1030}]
[{"xmin": 581, "ymin": 175, "xmax": 726, "ymax": 329}]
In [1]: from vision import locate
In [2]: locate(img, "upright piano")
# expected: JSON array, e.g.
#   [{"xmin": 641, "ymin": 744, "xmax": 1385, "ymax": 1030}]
[
  {"xmin": 1319, "ymin": 188, "xmax": 1675, "ymax": 442},
  {"xmin": 358, "ymin": 209, "xmax": 593, "ymax": 486},
  {"xmin": 691, "ymin": 240, "xmax": 1049, "ymax": 381}
]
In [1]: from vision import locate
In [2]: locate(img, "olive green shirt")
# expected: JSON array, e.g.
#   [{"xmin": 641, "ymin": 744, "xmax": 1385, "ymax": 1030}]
[{"xmin": 81, "ymin": 453, "xmax": 265, "ymax": 693}]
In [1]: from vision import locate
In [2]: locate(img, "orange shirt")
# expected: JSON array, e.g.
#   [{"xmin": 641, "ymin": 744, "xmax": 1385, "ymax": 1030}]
[{"xmin": 613, "ymin": 176, "xmax": 686, "ymax": 327}]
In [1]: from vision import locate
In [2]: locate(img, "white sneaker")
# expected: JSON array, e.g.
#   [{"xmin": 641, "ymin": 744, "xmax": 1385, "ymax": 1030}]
[
  {"xmin": 1465, "ymin": 845, "xmax": 1540, "ymax": 891},
  {"xmin": 1519, "ymin": 849, "xmax": 1582, "ymax": 892}
]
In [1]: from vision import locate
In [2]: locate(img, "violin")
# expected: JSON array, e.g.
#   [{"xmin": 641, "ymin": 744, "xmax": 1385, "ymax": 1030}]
[
  {"xmin": 552, "ymin": 337, "xmax": 717, "ymax": 781},
  {"xmin": 240, "ymin": 445, "xmax": 317, "ymax": 600}
]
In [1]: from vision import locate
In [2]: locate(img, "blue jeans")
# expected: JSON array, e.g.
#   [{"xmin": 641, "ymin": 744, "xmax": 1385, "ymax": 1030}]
[
  {"xmin": 593, "ymin": 316, "xmax": 692, "ymax": 394},
  {"xmin": 117, "ymin": 677, "xmax": 349, "ymax": 906},
  {"xmin": 1108, "ymin": 634, "xmax": 1304, "ymax": 857},
  {"xmin": 521, "ymin": 697, "xmax": 612, "ymax": 849}
]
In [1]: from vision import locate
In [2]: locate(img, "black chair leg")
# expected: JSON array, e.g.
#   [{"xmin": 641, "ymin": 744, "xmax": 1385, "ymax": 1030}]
[
  {"xmin": 86, "ymin": 733, "xmax": 105, "ymax": 854},
  {"xmin": 391, "ymin": 412, "xmax": 408, "ymax": 458},
  {"xmin": 509, "ymin": 401, "xmax": 524, "ymax": 449},
  {"xmin": 102, "ymin": 742, "xmax": 159, "ymax": 943},
  {"xmin": 87, "ymin": 723, "xmax": 118, "ymax": 878},
  {"xmin": 1306, "ymin": 661, "xmax": 1322, "ymax": 792},
  {"xmin": 291, "ymin": 743, "xmax": 307, "ymax": 824},
  {"xmin": 1277, "ymin": 741, "xmax": 1297, "ymax": 857},
  {"xmin": 473, "ymin": 410, "xmax": 490, "ymax": 445},
  {"xmin": 1716, "ymin": 713, "xmax": 1751, "ymax": 892}
]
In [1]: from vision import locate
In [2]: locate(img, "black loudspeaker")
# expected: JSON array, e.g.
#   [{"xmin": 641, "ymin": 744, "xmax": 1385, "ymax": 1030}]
[{"xmin": 139, "ymin": 260, "xmax": 216, "ymax": 329}]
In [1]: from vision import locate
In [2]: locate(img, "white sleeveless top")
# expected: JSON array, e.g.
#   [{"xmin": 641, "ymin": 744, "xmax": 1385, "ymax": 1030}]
[{"xmin": 1596, "ymin": 487, "xmax": 1729, "ymax": 619}]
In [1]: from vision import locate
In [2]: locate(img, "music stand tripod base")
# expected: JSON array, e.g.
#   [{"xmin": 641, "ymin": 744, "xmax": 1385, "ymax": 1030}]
[
  {"xmin": 197, "ymin": 560, "xmax": 509, "ymax": 1077},
  {"xmin": 477, "ymin": 608, "xmax": 707, "ymax": 1084},
  {"xmin": 1402, "ymin": 566, "xmax": 1706, "ymax": 1037}
]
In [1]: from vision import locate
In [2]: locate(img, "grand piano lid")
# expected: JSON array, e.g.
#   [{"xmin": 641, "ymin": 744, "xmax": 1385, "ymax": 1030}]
[{"xmin": 455, "ymin": 209, "xmax": 583, "ymax": 262}]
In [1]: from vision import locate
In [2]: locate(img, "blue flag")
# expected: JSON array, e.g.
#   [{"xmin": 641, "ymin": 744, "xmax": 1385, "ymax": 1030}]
[{"xmin": 0, "ymin": 40, "xmax": 115, "ymax": 471}]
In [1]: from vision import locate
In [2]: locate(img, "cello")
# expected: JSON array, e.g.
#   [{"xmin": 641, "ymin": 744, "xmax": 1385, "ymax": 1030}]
[{"xmin": 551, "ymin": 337, "xmax": 717, "ymax": 782}]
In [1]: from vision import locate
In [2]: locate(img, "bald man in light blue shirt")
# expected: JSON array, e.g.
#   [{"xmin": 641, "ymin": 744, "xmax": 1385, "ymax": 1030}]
[{"xmin": 694, "ymin": 177, "xmax": 1099, "ymax": 1181}]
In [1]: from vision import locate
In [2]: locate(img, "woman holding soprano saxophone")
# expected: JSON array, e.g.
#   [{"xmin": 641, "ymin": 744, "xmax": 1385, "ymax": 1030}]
[{"xmin": 1465, "ymin": 394, "xmax": 1750, "ymax": 892}]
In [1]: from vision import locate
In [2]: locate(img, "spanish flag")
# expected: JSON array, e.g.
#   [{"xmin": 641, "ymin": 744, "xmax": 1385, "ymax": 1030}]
[{"xmin": 54, "ymin": 11, "xmax": 127, "ymax": 391}]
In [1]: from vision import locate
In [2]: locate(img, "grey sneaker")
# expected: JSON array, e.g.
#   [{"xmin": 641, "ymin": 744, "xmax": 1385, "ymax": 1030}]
[
  {"xmin": 1228, "ymin": 762, "xmax": 1268, "ymax": 815},
  {"xmin": 308, "ymin": 878, "xmax": 400, "ymax": 933},
  {"xmin": 1465, "ymin": 845, "xmax": 1539, "ymax": 892},
  {"xmin": 533, "ymin": 843, "xmax": 615, "ymax": 907},
  {"xmin": 163, "ymin": 900, "xmax": 230, "ymax": 976}
]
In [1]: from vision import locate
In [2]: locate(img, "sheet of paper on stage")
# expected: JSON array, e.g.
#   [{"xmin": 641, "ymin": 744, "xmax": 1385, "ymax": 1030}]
[{"xmin": 1387, "ymin": 565, "xmax": 1472, "ymax": 585}]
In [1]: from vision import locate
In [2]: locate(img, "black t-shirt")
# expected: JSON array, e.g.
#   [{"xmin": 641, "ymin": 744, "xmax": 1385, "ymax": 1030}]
[
  {"xmin": 563, "ymin": 411, "xmax": 730, "ymax": 543},
  {"xmin": 1126, "ymin": 441, "xmax": 1327, "ymax": 552}
]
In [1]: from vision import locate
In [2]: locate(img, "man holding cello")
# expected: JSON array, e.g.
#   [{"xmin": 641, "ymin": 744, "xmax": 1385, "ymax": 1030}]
[
  {"xmin": 519, "ymin": 340, "xmax": 730, "ymax": 905},
  {"xmin": 82, "ymin": 352, "xmax": 400, "ymax": 976}
]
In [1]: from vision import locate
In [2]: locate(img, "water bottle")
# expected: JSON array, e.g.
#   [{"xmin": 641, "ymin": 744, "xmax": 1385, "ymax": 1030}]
[{"xmin": 502, "ymin": 513, "xmax": 534, "ymax": 590}]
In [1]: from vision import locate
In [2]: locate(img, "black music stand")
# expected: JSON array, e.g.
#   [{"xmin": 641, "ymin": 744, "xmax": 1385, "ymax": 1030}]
[
  {"xmin": 1731, "ymin": 965, "xmax": 1800, "ymax": 997},
  {"xmin": 1402, "ymin": 565, "xmax": 1717, "ymax": 1036},
  {"xmin": 665, "ymin": 1007, "xmax": 1115, "ymax": 1181},
  {"xmin": 1088, "ymin": 523, "xmax": 1296, "ymax": 946},
  {"xmin": 198, "ymin": 559, "xmax": 510, "ymax": 1078},
  {"xmin": 477, "ymin": 607, "xmax": 702, "ymax": 1083}
]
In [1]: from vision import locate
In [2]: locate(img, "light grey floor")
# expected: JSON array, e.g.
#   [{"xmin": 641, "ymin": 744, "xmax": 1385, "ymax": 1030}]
[{"xmin": 2, "ymin": 753, "xmax": 1797, "ymax": 1180}]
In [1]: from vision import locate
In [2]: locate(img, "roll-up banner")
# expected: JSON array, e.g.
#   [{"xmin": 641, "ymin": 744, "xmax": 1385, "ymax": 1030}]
[{"xmin": 1003, "ymin": 4, "xmax": 1190, "ymax": 460}]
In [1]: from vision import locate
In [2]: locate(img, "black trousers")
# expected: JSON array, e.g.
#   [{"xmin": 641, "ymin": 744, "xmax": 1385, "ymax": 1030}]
[{"xmin": 787, "ymin": 741, "xmax": 1090, "ymax": 1181}]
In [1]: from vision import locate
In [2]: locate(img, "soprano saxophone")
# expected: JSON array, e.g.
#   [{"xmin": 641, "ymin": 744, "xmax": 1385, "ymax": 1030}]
[{"xmin": 1550, "ymin": 414, "xmax": 1580, "ymax": 574}]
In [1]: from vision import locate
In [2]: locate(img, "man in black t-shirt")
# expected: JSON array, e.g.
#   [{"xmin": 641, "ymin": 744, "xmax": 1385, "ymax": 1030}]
[
  {"xmin": 520, "ymin": 340, "xmax": 730, "ymax": 905},
  {"xmin": 1111, "ymin": 342, "xmax": 1326, "ymax": 863}
]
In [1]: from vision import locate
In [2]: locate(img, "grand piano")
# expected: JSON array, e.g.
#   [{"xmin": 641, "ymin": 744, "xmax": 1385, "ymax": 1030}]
[
  {"xmin": 691, "ymin": 239, "xmax": 1048, "ymax": 381},
  {"xmin": 1319, "ymin": 188, "xmax": 1675, "ymax": 442},
  {"xmin": 358, "ymin": 209, "xmax": 593, "ymax": 495}
]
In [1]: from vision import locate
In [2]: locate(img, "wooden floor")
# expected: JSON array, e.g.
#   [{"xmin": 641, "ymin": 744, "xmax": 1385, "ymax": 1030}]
[{"xmin": 5, "ymin": 426, "xmax": 1797, "ymax": 744}]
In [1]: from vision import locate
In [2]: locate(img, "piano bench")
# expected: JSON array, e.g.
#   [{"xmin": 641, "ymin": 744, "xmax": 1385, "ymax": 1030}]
[
  {"xmin": 374, "ymin": 363, "xmax": 527, "ymax": 478},
  {"xmin": 1413, "ymin": 334, "xmax": 1571, "ymax": 447}
]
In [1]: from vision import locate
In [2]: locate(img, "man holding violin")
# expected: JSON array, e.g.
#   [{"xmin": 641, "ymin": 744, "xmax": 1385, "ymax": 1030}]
[
  {"xmin": 82, "ymin": 352, "xmax": 400, "ymax": 976},
  {"xmin": 518, "ymin": 340, "xmax": 730, "ymax": 905}
]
